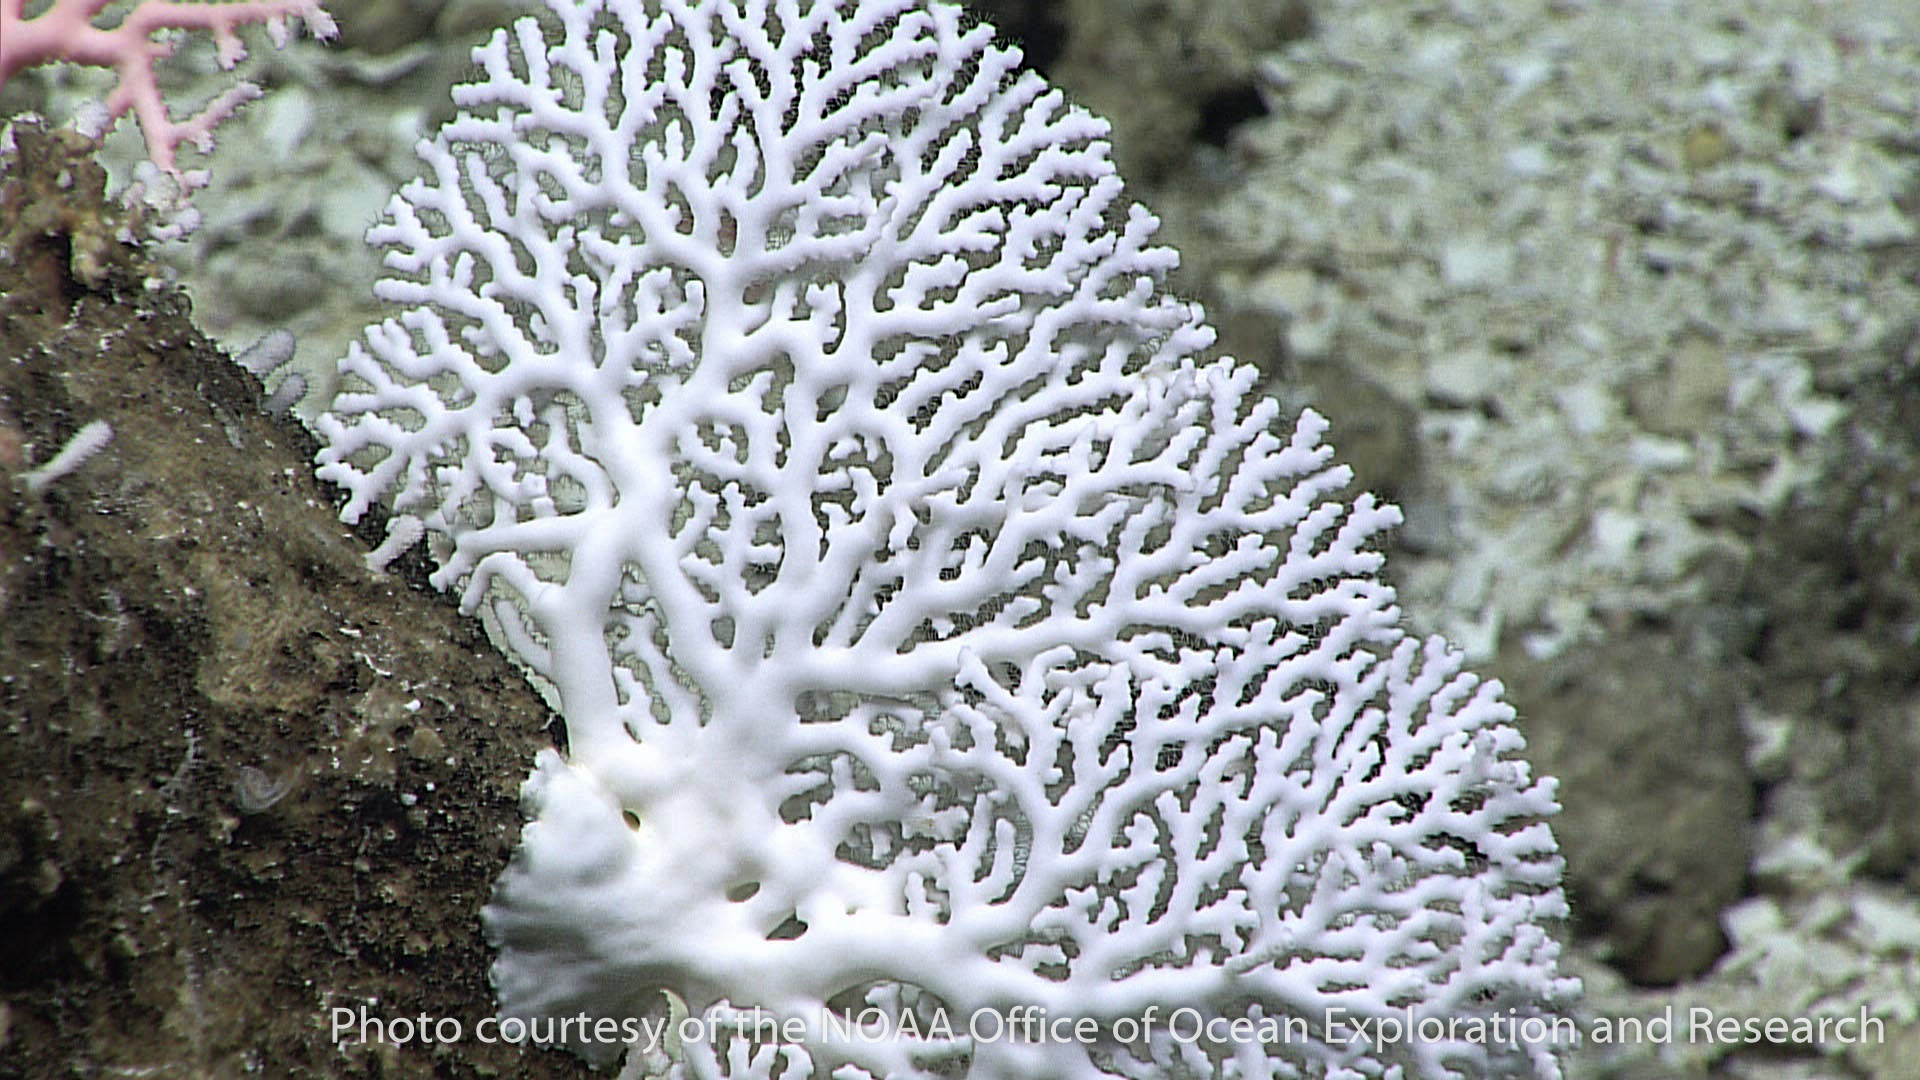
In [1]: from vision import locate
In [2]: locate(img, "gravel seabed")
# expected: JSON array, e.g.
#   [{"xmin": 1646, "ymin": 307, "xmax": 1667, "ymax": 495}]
[{"xmin": 1175, "ymin": 3, "xmax": 1920, "ymax": 1076}]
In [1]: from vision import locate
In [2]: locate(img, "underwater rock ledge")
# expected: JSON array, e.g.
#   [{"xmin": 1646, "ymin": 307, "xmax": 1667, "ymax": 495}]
[{"xmin": 0, "ymin": 120, "xmax": 582, "ymax": 1078}]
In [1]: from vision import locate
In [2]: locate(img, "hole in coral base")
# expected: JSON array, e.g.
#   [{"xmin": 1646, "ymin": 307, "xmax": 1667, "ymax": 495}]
[{"xmin": 767, "ymin": 916, "xmax": 808, "ymax": 940}]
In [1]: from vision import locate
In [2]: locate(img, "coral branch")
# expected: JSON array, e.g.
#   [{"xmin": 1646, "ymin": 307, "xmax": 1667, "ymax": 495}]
[{"xmin": 0, "ymin": 0, "xmax": 335, "ymax": 186}]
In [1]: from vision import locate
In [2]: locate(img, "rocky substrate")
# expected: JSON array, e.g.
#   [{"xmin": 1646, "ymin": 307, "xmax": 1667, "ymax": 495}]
[{"xmin": 0, "ymin": 123, "xmax": 580, "ymax": 1078}]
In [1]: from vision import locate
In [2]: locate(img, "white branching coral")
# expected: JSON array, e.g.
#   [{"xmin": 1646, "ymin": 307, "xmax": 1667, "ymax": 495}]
[{"xmin": 315, "ymin": 0, "xmax": 1576, "ymax": 1076}]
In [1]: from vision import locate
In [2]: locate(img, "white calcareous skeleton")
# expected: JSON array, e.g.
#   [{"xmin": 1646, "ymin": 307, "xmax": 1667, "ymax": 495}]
[{"xmin": 315, "ymin": 0, "xmax": 1577, "ymax": 1076}]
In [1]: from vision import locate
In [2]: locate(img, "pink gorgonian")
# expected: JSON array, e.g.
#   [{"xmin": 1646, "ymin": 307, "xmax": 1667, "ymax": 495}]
[{"xmin": 0, "ymin": 0, "xmax": 335, "ymax": 188}]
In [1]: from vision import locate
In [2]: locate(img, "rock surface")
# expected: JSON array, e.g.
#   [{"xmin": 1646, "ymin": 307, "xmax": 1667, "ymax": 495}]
[{"xmin": 0, "ymin": 122, "xmax": 577, "ymax": 1078}]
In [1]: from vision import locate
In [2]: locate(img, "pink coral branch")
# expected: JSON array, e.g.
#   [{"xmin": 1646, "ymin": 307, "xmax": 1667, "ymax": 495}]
[{"xmin": 0, "ymin": 0, "xmax": 335, "ymax": 183}]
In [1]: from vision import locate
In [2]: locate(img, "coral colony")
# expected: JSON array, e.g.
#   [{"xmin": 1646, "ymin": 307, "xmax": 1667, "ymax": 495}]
[
  {"xmin": 316, "ymin": 1, "xmax": 1578, "ymax": 1076},
  {"xmin": 0, "ymin": 0, "xmax": 334, "ymax": 205}
]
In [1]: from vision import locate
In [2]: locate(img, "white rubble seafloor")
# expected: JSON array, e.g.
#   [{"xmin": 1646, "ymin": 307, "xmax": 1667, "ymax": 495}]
[{"xmin": 7, "ymin": 0, "xmax": 1919, "ymax": 1076}]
